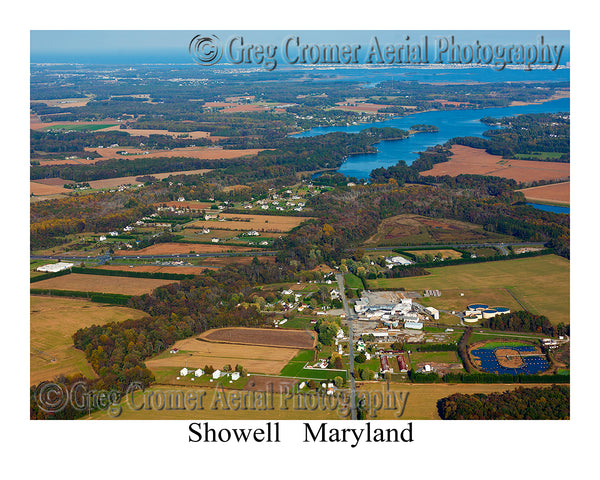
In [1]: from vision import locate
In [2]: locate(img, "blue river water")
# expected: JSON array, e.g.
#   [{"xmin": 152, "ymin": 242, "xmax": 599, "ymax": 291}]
[
  {"xmin": 526, "ymin": 203, "xmax": 570, "ymax": 214},
  {"xmin": 292, "ymin": 97, "xmax": 570, "ymax": 179}
]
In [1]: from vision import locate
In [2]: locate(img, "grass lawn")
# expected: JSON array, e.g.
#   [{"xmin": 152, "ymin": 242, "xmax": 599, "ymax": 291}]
[
  {"xmin": 279, "ymin": 350, "xmax": 346, "ymax": 380},
  {"xmin": 344, "ymin": 273, "xmax": 364, "ymax": 289},
  {"xmin": 278, "ymin": 316, "xmax": 314, "ymax": 330},
  {"xmin": 409, "ymin": 351, "xmax": 461, "ymax": 365},
  {"xmin": 366, "ymin": 255, "xmax": 569, "ymax": 325},
  {"xmin": 471, "ymin": 340, "xmax": 534, "ymax": 349}
]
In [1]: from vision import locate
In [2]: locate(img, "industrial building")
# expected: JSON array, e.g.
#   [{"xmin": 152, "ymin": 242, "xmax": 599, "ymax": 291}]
[
  {"xmin": 36, "ymin": 262, "xmax": 74, "ymax": 273},
  {"xmin": 463, "ymin": 305, "xmax": 510, "ymax": 322}
]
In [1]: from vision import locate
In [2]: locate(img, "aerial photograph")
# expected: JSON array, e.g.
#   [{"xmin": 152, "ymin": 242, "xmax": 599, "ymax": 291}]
[{"xmin": 28, "ymin": 29, "xmax": 572, "ymax": 425}]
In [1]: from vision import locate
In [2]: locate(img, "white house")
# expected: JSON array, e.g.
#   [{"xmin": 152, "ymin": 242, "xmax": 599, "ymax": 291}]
[
  {"xmin": 247, "ymin": 230, "xmax": 260, "ymax": 236},
  {"xmin": 179, "ymin": 367, "xmax": 189, "ymax": 376},
  {"xmin": 231, "ymin": 371, "xmax": 241, "ymax": 381},
  {"xmin": 194, "ymin": 368, "xmax": 204, "ymax": 377},
  {"xmin": 211, "ymin": 237, "xmax": 220, "ymax": 243},
  {"xmin": 212, "ymin": 370, "xmax": 221, "ymax": 379}
]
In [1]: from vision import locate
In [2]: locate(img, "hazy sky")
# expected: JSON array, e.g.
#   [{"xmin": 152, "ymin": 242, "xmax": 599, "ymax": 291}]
[{"xmin": 30, "ymin": 30, "xmax": 570, "ymax": 63}]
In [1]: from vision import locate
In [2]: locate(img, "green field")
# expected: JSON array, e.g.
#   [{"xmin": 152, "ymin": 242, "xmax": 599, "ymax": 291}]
[
  {"xmin": 409, "ymin": 351, "xmax": 461, "ymax": 365},
  {"xmin": 41, "ymin": 123, "xmax": 118, "ymax": 132},
  {"xmin": 514, "ymin": 152, "xmax": 565, "ymax": 160},
  {"xmin": 366, "ymin": 255, "xmax": 569, "ymax": 325},
  {"xmin": 344, "ymin": 273, "xmax": 364, "ymax": 289},
  {"xmin": 472, "ymin": 340, "xmax": 533, "ymax": 349},
  {"xmin": 279, "ymin": 350, "xmax": 346, "ymax": 380}
]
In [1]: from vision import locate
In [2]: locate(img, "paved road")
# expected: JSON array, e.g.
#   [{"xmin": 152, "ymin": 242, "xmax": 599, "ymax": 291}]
[
  {"xmin": 336, "ymin": 272, "xmax": 357, "ymax": 421},
  {"xmin": 32, "ymin": 241, "xmax": 545, "ymax": 264}
]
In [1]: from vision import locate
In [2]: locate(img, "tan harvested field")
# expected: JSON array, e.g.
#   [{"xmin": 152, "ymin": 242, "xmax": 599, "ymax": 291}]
[
  {"xmin": 420, "ymin": 145, "xmax": 570, "ymax": 183},
  {"xmin": 404, "ymin": 249, "xmax": 463, "ymax": 259},
  {"xmin": 518, "ymin": 182, "xmax": 570, "ymax": 205},
  {"xmin": 31, "ymin": 273, "xmax": 178, "ymax": 295},
  {"xmin": 30, "ymin": 296, "xmax": 146, "ymax": 385},
  {"xmin": 83, "ymin": 146, "xmax": 262, "ymax": 161},
  {"xmin": 87, "ymin": 382, "xmax": 560, "ymax": 420},
  {"xmin": 96, "ymin": 125, "xmax": 213, "ymax": 139},
  {"xmin": 32, "ymin": 97, "xmax": 92, "ymax": 109},
  {"xmin": 200, "ymin": 327, "xmax": 316, "ymax": 349},
  {"xmin": 30, "ymin": 193, "xmax": 68, "ymax": 203},
  {"xmin": 189, "ymin": 213, "xmax": 314, "ymax": 233},
  {"xmin": 509, "ymin": 89, "xmax": 570, "ymax": 106},
  {"xmin": 87, "ymin": 169, "xmax": 212, "ymax": 189},
  {"xmin": 112, "ymin": 242, "xmax": 256, "ymax": 256},
  {"xmin": 30, "ymin": 181, "xmax": 71, "ymax": 196},
  {"xmin": 146, "ymin": 337, "xmax": 300, "ymax": 375}
]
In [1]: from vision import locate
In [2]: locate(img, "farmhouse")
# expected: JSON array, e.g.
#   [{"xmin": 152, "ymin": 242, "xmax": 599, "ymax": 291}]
[
  {"xmin": 180, "ymin": 367, "xmax": 189, "ymax": 376},
  {"xmin": 194, "ymin": 368, "xmax": 204, "ymax": 377},
  {"xmin": 212, "ymin": 370, "xmax": 222, "ymax": 379},
  {"xmin": 36, "ymin": 262, "xmax": 74, "ymax": 273}
]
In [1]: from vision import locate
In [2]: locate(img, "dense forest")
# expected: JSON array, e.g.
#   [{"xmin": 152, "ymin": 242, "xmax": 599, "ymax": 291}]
[
  {"xmin": 481, "ymin": 310, "xmax": 570, "ymax": 338},
  {"xmin": 437, "ymin": 384, "xmax": 569, "ymax": 419},
  {"xmin": 452, "ymin": 112, "xmax": 570, "ymax": 160}
]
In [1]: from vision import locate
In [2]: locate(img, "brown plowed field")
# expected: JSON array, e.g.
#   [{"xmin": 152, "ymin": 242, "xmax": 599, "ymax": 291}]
[
  {"xmin": 95, "ymin": 265, "xmax": 218, "ymax": 274},
  {"xmin": 518, "ymin": 182, "xmax": 570, "ymax": 205},
  {"xmin": 30, "ymin": 181, "xmax": 71, "ymax": 195},
  {"xmin": 31, "ymin": 273, "xmax": 177, "ymax": 295},
  {"xmin": 112, "ymin": 243, "xmax": 256, "ymax": 256},
  {"xmin": 199, "ymin": 327, "xmax": 316, "ymax": 349},
  {"xmin": 420, "ymin": 145, "xmax": 570, "ymax": 183}
]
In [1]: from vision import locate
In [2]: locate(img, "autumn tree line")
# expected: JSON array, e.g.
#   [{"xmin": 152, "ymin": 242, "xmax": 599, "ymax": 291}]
[{"xmin": 437, "ymin": 384, "xmax": 569, "ymax": 419}]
